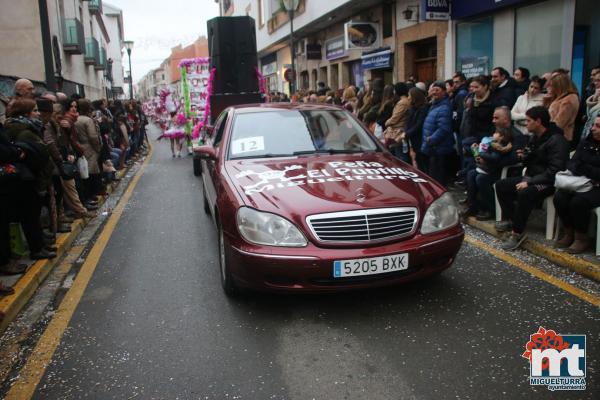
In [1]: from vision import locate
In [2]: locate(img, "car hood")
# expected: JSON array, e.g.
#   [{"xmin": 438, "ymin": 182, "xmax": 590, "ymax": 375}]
[{"xmin": 225, "ymin": 152, "xmax": 445, "ymax": 219}]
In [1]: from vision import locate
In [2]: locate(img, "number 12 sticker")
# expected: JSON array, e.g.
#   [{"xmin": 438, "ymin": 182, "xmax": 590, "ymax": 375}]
[{"xmin": 231, "ymin": 137, "xmax": 265, "ymax": 154}]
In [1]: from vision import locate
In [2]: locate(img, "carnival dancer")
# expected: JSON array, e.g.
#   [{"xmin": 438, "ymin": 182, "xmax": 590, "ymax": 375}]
[{"xmin": 160, "ymin": 111, "xmax": 186, "ymax": 158}]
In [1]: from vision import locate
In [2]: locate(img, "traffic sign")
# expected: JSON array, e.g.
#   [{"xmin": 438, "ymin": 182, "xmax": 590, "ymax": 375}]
[{"xmin": 284, "ymin": 68, "xmax": 296, "ymax": 82}]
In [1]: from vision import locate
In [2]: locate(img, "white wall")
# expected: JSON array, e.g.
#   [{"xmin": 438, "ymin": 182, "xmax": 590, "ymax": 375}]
[
  {"xmin": 492, "ymin": 8, "xmax": 515, "ymax": 72},
  {"xmin": 253, "ymin": 0, "xmax": 353, "ymax": 52},
  {"xmin": 46, "ymin": 0, "xmax": 107, "ymax": 99},
  {"xmin": 395, "ymin": 0, "xmax": 419, "ymax": 31},
  {"xmin": 0, "ymin": 0, "xmax": 45, "ymax": 81},
  {"xmin": 103, "ymin": 4, "xmax": 125, "ymax": 95}
]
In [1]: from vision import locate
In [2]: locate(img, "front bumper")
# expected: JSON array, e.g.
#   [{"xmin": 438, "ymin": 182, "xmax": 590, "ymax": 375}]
[{"xmin": 225, "ymin": 225, "xmax": 464, "ymax": 292}]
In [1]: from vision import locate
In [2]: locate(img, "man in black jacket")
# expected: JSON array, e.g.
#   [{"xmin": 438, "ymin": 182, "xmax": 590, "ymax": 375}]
[
  {"xmin": 490, "ymin": 67, "xmax": 517, "ymax": 109},
  {"xmin": 495, "ymin": 106, "xmax": 569, "ymax": 250}
]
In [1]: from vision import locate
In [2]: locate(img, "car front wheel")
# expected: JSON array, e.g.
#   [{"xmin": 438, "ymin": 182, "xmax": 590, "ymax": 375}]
[
  {"xmin": 193, "ymin": 155, "xmax": 202, "ymax": 176},
  {"xmin": 202, "ymin": 181, "xmax": 211, "ymax": 215},
  {"xmin": 218, "ymin": 223, "xmax": 238, "ymax": 297}
]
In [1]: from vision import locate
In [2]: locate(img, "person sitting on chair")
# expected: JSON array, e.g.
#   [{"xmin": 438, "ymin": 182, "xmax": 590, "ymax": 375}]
[
  {"xmin": 494, "ymin": 106, "xmax": 569, "ymax": 250},
  {"xmin": 553, "ymin": 115, "xmax": 600, "ymax": 253}
]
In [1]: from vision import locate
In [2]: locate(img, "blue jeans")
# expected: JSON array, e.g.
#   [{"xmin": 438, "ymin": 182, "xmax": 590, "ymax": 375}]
[
  {"xmin": 458, "ymin": 136, "xmax": 478, "ymax": 180},
  {"xmin": 110, "ymin": 149, "xmax": 121, "ymax": 169}
]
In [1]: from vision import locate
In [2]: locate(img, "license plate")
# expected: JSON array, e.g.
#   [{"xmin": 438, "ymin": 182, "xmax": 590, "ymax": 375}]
[{"xmin": 333, "ymin": 253, "xmax": 409, "ymax": 278}]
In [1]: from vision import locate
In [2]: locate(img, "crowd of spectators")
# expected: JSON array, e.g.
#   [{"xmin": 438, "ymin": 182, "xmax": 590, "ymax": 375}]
[
  {"xmin": 0, "ymin": 78, "xmax": 148, "ymax": 299},
  {"xmin": 285, "ymin": 64, "xmax": 600, "ymax": 253}
]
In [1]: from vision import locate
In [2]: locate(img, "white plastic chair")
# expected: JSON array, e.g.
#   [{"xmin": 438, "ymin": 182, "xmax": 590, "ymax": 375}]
[
  {"xmin": 595, "ymin": 208, "xmax": 600, "ymax": 256},
  {"xmin": 495, "ymin": 166, "xmax": 555, "ymax": 239},
  {"xmin": 522, "ymin": 167, "xmax": 556, "ymax": 240},
  {"xmin": 543, "ymin": 197, "xmax": 557, "ymax": 240},
  {"xmin": 494, "ymin": 164, "xmax": 523, "ymax": 222}
]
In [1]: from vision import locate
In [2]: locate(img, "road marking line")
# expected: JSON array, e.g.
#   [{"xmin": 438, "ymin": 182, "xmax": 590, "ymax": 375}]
[
  {"xmin": 4, "ymin": 148, "xmax": 153, "ymax": 400},
  {"xmin": 465, "ymin": 235, "xmax": 600, "ymax": 308}
]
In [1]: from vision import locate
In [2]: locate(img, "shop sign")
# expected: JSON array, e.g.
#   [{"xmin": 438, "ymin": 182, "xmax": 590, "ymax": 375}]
[
  {"xmin": 460, "ymin": 56, "xmax": 490, "ymax": 78},
  {"xmin": 345, "ymin": 22, "xmax": 380, "ymax": 50},
  {"xmin": 262, "ymin": 61, "xmax": 277, "ymax": 76},
  {"xmin": 420, "ymin": 0, "xmax": 450, "ymax": 21},
  {"xmin": 325, "ymin": 36, "xmax": 346, "ymax": 60},
  {"xmin": 361, "ymin": 49, "xmax": 393, "ymax": 70},
  {"xmin": 451, "ymin": 0, "xmax": 528, "ymax": 19},
  {"xmin": 306, "ymin": 44, "xmax": 322, "ymax": 60}
]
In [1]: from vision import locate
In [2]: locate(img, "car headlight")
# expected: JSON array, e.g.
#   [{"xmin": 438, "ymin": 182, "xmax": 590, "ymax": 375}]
[
  {"xmin": 237, "ymin": 207, "xmax": 308, "ymax": 247},
  {"xmin": 420, "ymin": 193, "xmax": 459, "ymax": 234}
]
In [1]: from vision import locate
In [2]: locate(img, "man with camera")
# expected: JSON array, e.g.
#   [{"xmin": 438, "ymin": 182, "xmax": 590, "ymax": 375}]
[{"xmin": 494, "ymin": 106, "xmax": 569, "ymax": 250}]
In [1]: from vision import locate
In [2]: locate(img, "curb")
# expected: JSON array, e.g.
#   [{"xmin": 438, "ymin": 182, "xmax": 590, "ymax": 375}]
[
  {"xmin": 0, "ymin": 150, "xmax": 149, "ymax": 335},
  {"xmin": 465, "ymin": 217, "xmax": 600, "ymax": 283}
]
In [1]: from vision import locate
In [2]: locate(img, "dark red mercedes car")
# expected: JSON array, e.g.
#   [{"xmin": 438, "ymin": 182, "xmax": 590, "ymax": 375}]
[{"xmin": 196, "ymin": 103, "xmax": 464, "ymax": 295}]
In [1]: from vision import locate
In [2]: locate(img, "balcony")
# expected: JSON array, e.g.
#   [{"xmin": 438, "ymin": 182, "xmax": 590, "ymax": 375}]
[
  {"xmin": 95, "ymin": 47, "xmax": 106, "ymax": 70},
  {"xmin": 62, "ymin": 18, "xmax": 84, "ymax": 54},
  {"xmin": 88, "ymin": 0, "xmax": 103, "ymax": 14},
  {"xmin": 84, "ymin": 38, "xmax": 100, "ymax": 65}
]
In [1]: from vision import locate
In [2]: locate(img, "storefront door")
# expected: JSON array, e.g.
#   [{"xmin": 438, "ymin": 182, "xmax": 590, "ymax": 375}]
[
  {"xmin": 415, "ymin": 58, "xmax": 436, "ymax": 83},
  {"xmin": 407, "ymin": 38, "xmax": 437, "ymax": 83}
]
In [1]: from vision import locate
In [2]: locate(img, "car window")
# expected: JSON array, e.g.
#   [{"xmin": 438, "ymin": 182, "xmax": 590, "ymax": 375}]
[
  {"xmin": 227, "ymin": 110, "xmax": 379, "ymax": 159},
  {"xmin": 212, "ymin": 111, "xmax": 228, "ymax": 147}
]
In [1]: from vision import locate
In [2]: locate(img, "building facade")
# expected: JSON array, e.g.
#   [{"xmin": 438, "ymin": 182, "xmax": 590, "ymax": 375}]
[
  {"xmin": 0, "ymin": 0, "xmax": 126, "ymax": 99},
  {"xmin": 137, "ymin": 36, "xmax": 209, "ymax": 102},
  {"xmin": 219, "ymin": 0, "xmax": 453, "ymax": 94},
  {"xmin": 102, "ymin": 2, "xmax": 126, "ymax": 99},
  {"xmin": 451, "ymin": 0, "xmax": 599, "ymax": 93},
  {"xmin": 218, "ymin": 0, "xmax": 598, "ymax": 95}
]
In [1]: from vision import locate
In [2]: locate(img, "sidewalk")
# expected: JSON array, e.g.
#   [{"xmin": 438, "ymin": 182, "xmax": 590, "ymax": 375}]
[
  {"xmin": 0, "ymin": 149, "xmax": 150, "ymax": 335},
  {"xmin": 450, "ymin": 189, "xmax": 600, "ymax": 283}
]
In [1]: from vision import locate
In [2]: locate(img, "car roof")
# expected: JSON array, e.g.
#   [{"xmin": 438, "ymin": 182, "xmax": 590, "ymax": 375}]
[{"xmin": 230, "ymin": 102, "xmax": 345, "ymax": 114}]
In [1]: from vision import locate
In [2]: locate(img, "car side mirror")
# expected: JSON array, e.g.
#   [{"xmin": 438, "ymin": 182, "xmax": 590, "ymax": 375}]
[{"xmin": 194, "ymin": 145, "xmax": 218, "ymax": 161}]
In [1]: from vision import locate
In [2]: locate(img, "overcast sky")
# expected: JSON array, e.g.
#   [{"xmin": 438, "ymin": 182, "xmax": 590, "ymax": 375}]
[{"xmin": 105, "ymin": 0, "xmax": 220, "ymax": 82}]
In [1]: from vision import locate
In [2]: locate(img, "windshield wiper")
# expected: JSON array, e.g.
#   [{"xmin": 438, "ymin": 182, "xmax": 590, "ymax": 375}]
[
  {"xmin": 230, "ymin": 153, "xmax": 293, "ymax": 160},
  {"xmin": 292, "ymin": 149, "xmax": 377, "ymax": 155}
]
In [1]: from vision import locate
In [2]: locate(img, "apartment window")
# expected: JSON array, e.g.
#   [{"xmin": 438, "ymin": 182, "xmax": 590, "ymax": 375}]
[
  {"xmin": 456, "ymin": 17, "xmax": 494, "ymax": 76},
  {"xmin": 515, "ymin": 0, "xmax": 563, "ymax": 76},
  {"xmin": 383, "ymin": 2, "xmax": 393, "ymax": 38}
]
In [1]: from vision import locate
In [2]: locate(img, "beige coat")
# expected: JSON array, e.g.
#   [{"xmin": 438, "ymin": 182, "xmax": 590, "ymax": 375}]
[
  {"xmin": 74, "ymin": 115, "xmax": 102, "ymax": 174},
  {"xmin": 548, "ymin": 93, "xmax": 579, "ymax": 142},
  {"xmin": 385, "ymin": 96, "xmax": 410, "ymax": 130}
]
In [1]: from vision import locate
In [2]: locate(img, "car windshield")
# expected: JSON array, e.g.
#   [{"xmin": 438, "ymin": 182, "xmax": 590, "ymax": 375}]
[{"xmin": 227, "ymin": 109, "xmax": 379, "ymax": 159}]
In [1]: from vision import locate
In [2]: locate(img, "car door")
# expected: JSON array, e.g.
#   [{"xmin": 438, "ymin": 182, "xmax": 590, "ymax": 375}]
[{"xmin": 202, "ymin": 110, "xmax": 228, "ymax": 214}]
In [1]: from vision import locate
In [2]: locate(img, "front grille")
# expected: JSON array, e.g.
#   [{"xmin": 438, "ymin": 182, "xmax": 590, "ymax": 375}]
[{"xmin": 306, "ymin": 208, "xmax": 418, "ymax": 243}]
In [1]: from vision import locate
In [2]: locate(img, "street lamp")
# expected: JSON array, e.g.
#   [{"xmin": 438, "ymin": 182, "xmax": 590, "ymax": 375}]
[
  {"xmin": 282, "ymin": 0, "xmax": 299, "ymax": 95},
  {"xmin": 123, "ymin": 40, "xmax": 134, "ymax": 99}
]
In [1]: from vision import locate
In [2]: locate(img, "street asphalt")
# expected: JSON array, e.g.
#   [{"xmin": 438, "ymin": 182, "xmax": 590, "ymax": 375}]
[{"xmin": 30, "ymin": 126, "xmax": 599, "ymax": 400}]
